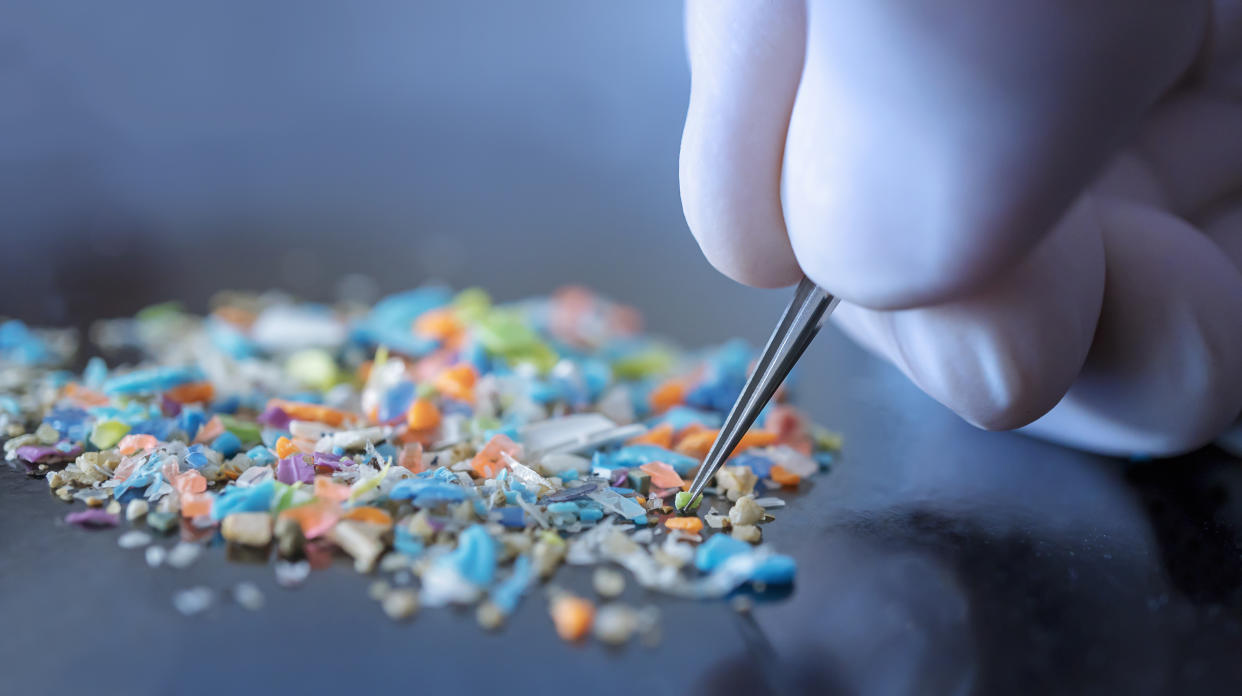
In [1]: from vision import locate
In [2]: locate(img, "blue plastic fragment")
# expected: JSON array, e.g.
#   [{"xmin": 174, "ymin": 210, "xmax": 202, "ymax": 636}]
[
  {"xmin": 205, "ymin": 316, "xmax": 259, "ymax": 359},
  {"xmin": 379, "ymin": 381, "xmax": 416, "ymax": 423},
  {"xmin": 212, "ymin": 431, "xmax": 242, "ymax": 457},
  {"xmin": 178, "ymin": 408, "xmax": 207, "ymax": 441},
  {"xmin": 542, "ymin": 483, "xmax": 597, "ymax": 503},
  {"xmin": 653, "ymin": 406, "xmax": 723, "ymax": 432},
  {"xmin": 389, "ymin": 479, "xmax": 469, "ymax": 506},
  {"xmin": 0, "ymin": 320, "xmax": 52, "ymax": 364},
  {"xmin": 446, "ymin": 524, "xmax": 497, "ymax": 586},
  {"xmin": 751, "ymin": 554, "xmax": 797, "ymax": 585},
  {"xmin": 102, "ymin": 366, "xmax": 204, "ymax": 395},
  {"xmin": 184, "ymin": 444, "xmax": 211, "ymax": 469},
  {"xmin": 610, "ymin": 445, "xmax": 700, "ymax": 476},
  {"xmin": 546, "ymin": 501, "xmax": 579, "ymax": 516},
  {"xmin": 82, "ymin": 357, "xmax": 108, "ymax": 389},
  {"xmin": 496, "ymin": 507, "xmax": 526, "ymax": 528},
  {"xmin": 695, "ymin": 533, "xmax": 751, "ymax": 573},
  {"xmin": 393, "ymin": 527, "xmax": 425, "ymax": 557},
  {"xmin": 731, "ymin": 453, "xmax": 774, "ymax": 479},
  {"xmin": 578, "ymin": 507, "xmax": 603, "ymax": 523},
  {"xmin": 246, "ymin": 446, "xmax": 277, "ymax": 466},
  {"xmin": 211, "ymin": 480, "xmax": 276, "ymax": 520},
  {"xmin": 490, "ymin": 554, "xmax": 534, "ymax": 614}
]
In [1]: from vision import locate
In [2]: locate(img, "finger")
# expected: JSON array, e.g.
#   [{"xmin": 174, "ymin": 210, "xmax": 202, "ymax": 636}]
[
  {"xmin": 782, "ymin": 0, "xmax": 1207, "ymax": 309},
  {"xmin": 831, "ymin": 196, "xmax": 1105, "ymax": 430},
  {"xmin": 680, "ymin": 0, "xmax": 806, "ymax": 288},
  {"xmin": 1022, "ymin": 199, "xmax": 1242, "ymax": 455},
  {"xmin": 1134, "ymin": 93, "xmax": 1242, "ymax": 219}
]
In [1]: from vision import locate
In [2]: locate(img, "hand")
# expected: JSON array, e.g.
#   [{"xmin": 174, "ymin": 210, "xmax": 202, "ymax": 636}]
[{"xmin": 679, "ymin": 0, "xmax": 1242, "ymax": 456}]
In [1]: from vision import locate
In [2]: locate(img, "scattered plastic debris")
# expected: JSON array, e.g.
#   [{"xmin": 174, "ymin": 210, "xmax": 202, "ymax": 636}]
[{"xmin": 1, "ymin": 285, "xmax": 841, "ymax": 647}]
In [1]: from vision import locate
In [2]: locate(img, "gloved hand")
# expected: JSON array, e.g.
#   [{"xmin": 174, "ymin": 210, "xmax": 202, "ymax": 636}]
[{"xmin": 679, "ymin": 0, "xmax": 1242, "ymax": 456}]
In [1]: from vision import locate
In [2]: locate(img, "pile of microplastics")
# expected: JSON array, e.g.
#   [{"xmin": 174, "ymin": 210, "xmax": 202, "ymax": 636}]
[{"xmin": 0, "ymin": 286, "xmax": 840, "ymax": 646}]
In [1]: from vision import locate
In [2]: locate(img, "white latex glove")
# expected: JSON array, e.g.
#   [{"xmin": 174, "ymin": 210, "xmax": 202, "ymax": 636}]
[{"xmin": 680, "ymin": 0, "xmax": 1242, "ymax": 456}]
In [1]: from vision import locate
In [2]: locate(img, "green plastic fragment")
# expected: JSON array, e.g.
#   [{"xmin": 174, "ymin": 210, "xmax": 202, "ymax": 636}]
[
  {"xmin": 146, "ymin": 511, "xmax": 178, "ymax": 534},
  {"xmin": 674, "ymin": 491, "xmax": 702, "ymax": 512},
  {"xmin": 474, "ymin": 310, "xmax": 558, "ymax": 372},
  {"xmin": 89, "ymin": 420, "xmax": 130, "ymax": 450},
  {"xmin": 135, "ymin": 301, "xmax": 184, "ymax": 322},
  {"xmin": 453, "ymin": 287, "xmax": 492, "ymax": 322},
  {"xmin": 627, "ymin": 469, "xmax": 651, "ymax": 495},
  {"xmin": 415, "ymin": 382, "xmax": 436, "ymax": 399},
  {"xmin": 811, "ymin": 426, "xmax": 843, "ymax": 451},
  {"xmin": 610, "ymin": 346, "xmax": 674, "ymax": 380},
  {"xmin": 285, "ymin": 349, "xmax": 338, "ymax": 391},
  {"xmin": 273, "ymin": 482, "xmax": 304, "ymax": 512},
  {"xmin": 217, "ymin": 415, "xmax": 262, "ymax": 445},
  {"xmin": 538, "ymin": 530, "xmax": 565, "ymax": 547}
]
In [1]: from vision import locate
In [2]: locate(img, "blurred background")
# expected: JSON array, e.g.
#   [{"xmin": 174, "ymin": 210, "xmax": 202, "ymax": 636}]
[{"xmin": 1, "ymin": 0, "xmax": 788, "ymax": 344}]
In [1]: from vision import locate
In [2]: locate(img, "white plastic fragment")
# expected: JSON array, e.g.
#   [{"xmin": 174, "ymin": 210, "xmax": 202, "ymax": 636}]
[
  {"xmin": 538, "ymin": 453, "xmax": 591, "ymax": 475},
  {"xmin": 751, "ymin": 497, "xmax": 786, "ymax": 509},
  {"xmin": 592, "ymin": 567, "xmax": 625, "ymax": 598},
  {"xmin": 728, "ymin": 495, "xmax": 764, "ymax": 526},
  {"xmin": 233, "ymin": 582, "xmax": 265, "ymax": 610},
  {"xmin": 145, "ymin": 545, "xmax": 166, "ymax": 568},
  {"xmin": 594, "ymin": 604, "xmax": 637, "ymax": 645},
  {"xmin": 275, "ymin": 560, "xmax": 311, "ymax": 588},
  {"xmin": 166, "ymin": 541, "xmax": 203, "ymax": 569},
  {"xmin": 117, "ymin": 530, "xmax": 152, "ymax": 549},
  {"xmin": 382, "ymin": 589, "xmax": 419, "ymax": 620},
  {"xmin": 172, "ymin": 586, "xmax": 214, "ymax": 616}
]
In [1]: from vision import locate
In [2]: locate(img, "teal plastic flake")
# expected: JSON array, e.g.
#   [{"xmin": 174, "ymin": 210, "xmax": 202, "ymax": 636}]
[{"xmin": 447, "ymin": 525, "xmax": 497, "ymax": 586}]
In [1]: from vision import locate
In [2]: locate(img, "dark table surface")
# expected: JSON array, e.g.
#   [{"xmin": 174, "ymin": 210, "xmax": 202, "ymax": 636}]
[{"xmin": 4, "ymin": 325, "xmax": 1241, "ymax": 696}]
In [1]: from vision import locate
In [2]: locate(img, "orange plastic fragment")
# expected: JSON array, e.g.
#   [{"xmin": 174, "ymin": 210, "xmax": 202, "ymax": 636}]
[
  {"xmin": 314, "ymin": 476, "xmax": 351, "ymax": 503},
  {"xmin": 471, "ymin": 433, "xmax": 521, "ymax": 479},
  {"xmin": 414, "ymin": 308, "xmax": 463, "ymax": 341},
  {"xmin": 180, "ymin": 492, "xmax": 213, "ymax": 518},
  {"xmin": 769, "ymin": 465, "xmax": 801, "ymax": 488},
  {"xmin": 212, "ymin": 305, "xmax": 256, "ymax": 329},
  {"xmin": 673, "ymin": 429, "xmax": 716, "ymax": 458},
  {"xmin": 117, "ymin": 434, "xmax": 158, "ymax": 456},
  {"xmin": 165, "ymin": 380, "xmax": 216, "ymax": 405},
  {"xmin": 406, "ymin": 397, "xmax": 441, "ymax": 431},
  {"xmin": 174, "ymin": 470, "xmax": 207, "ymax": 496},
  {"xmin": 648, "ymin": 379, "xmax": 685, "ymax": 413},
  {"xmin": 550, "ymin": 595, "xmax": 595, "ymax": 642},
  {"xmin": 342, "ymin": 506, "xmax": 393, "ymax": 528},
  {"xmin": 664, "ymin": 516, "xmax": 704, "ymax": 534},
  {"xmin": 674, "ymin": 428, "xmax": 778, "ymax": 459},
  {"xmin": 279, "ymin": 500, "xmax": 341, "ymax": 539},
  {"xmin": 639, "ymin": 461, "xmax": 684, "ymax": 489},
  {"xmin": 629, "ymin": 423, "xmax": 673, "ymax": 449},
  {"xmin": 398, "ymin": 442, "xmax": 425, "ymax": 473},
  {"xmin": 266, "ymin": 399, "xmax": 352, "ymax": 428},
  {"xmin": 63, "ymin": 382, "xmax": 110, "ymax": 407},
  {"xmin": 434, "ymin": 364, "xmax": 477, "ymax": 403},
  {"xmin": 275, "ymin": 436, "xmax": 297, "ymax": 459},
  {"xmin": 193, "ymin": 416, "xmax": 225, "ymax": 445}
]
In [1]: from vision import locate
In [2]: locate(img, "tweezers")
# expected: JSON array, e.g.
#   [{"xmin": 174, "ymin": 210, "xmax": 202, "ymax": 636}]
[{"xmin": 678, "ymin": 277, "xmax": 840, "ymax": 511}]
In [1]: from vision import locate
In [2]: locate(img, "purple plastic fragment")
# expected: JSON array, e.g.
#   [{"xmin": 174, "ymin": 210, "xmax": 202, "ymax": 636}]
[
  {"xmin": 609, "ymin": 468, "xmax": 629, "ymax": 488},
  {"xmin": 542, "ymin": 483, "xmax": 598, "ymax": 503},
  {"xmin": 256, "ymin": 405, "xmax": 292, "ymax": 429},
  {"xmin": 161, "ymin": 394, "xmax": 182, "ymax": 417},
  {"xmin": 425, "ymin": 516, "xmax": 447, "ymax": 533},
  {"xmin": 276, "ymin": 455, "xmax": 315, "ymax": 484},
  {"xmin": 65, "ymin": 509, "xmax": 119, "ymax": 529},
  {"xmin": 16, "ymin": 443, "xmax": 83, "ymax": 464},
  {"xmin": 311, "ymin": 451, "xmax": 347, "ymax": 470}
]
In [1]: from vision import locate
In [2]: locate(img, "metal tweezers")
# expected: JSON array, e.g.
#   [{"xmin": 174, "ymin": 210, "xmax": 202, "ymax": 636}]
[{"xmin": 678, "ymin": 277, "xmax": 840, "ymax": 511}]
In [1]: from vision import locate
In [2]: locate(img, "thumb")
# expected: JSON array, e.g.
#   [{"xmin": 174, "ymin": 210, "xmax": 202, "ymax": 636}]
[{"xmin": 782, "ymin": 0, "xmax": 1208, "ymax": 310}]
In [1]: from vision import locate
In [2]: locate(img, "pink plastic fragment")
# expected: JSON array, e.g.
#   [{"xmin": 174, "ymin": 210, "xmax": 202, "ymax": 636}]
[{"xmin": 65, "ymin": 509, "xmax": 119, "ymax": 529}]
